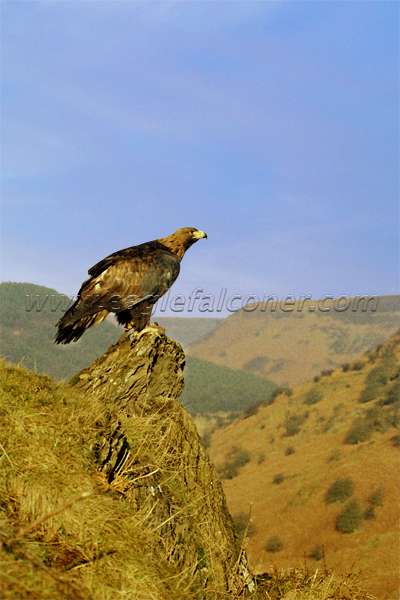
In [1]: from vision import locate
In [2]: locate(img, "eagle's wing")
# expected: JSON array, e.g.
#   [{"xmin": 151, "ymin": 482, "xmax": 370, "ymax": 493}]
[
  {"xmin": 55, "ymin": 241, "xmax": 180, "ymax": 344},
  {"xmin": 88, "ymin": 241, "xmax": 160, "ymax": 278},
  {"xmin": 79, "ymin": 242, "xmax": 180, "ymax": 313}
]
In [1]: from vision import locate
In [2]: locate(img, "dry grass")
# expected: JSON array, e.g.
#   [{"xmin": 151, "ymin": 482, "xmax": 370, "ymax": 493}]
[
  {"xmin": 1, "ymin": 330, "xmax": 392, "ymax": 599},
  {"xmin": 259, "ymin": 567, "xmax": 376, "ymax": 599},
  {"xmin": 0, "ymin": 361, "xmax": 189, "ymax": 600},
  {"xmin": 209, "ymin": 333, "xmax": 400, "ymax": 600}
]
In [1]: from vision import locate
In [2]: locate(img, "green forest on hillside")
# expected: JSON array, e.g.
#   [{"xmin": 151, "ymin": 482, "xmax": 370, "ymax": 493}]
[
  {"xmin": 182, "ymin": 356, "xmax": 276, "ymax": 414},
  {"xmin": 0, "ymin": 282, "xmax": 119, "ymax": 380}
]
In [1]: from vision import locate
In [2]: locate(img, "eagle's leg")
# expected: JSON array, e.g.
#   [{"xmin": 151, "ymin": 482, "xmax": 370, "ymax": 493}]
[
  {"xmin": 124, "ymin": 320, "xmax": 137, "ymax": 332},
  {"xmin": 119, "ymin": 302, "xmax": 164, "ymax": 337},
  {"xmin": 122, "ymin": 304, "xmax": 166, "ymax": 339}
]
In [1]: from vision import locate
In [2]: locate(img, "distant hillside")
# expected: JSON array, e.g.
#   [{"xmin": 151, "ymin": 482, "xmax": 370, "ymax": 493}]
[
  {"xmin": 0, "ymin": 282, "xmax": 120, "ymax": 380},
  {"xmin": 0, "ymin": 282, "xmax": 272, "ymax": 417},
  {"xmin": 156, "ymin": 316, "xmax": 221, "ymax": 347},
  {"xmin": 209, "ymin": 331, "xmax": 400, "ymax": 600},
  {"xmin": 182, "ymin": 356, "xmax": 276, "ymax": 415},
  {"xmin": 189, "ymin": 295, "xmax": 400, "ymax": 386}
]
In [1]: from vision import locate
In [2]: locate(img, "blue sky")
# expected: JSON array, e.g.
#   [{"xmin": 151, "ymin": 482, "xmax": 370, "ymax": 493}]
[{"xmin": 1, "ymin": 1, "xmax": 399, "ymax": 310}]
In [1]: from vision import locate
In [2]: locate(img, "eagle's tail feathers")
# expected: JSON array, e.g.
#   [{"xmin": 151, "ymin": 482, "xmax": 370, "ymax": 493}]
[{"xmin": 55, "ymin": 301, "xmax": 108, "ymax": 344}]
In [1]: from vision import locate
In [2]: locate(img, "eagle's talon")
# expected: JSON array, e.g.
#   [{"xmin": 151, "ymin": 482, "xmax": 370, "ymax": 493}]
[
  {"xmin": 130, "ymin": 322, "xmax": 166, "ymax": 342},
  {"xmin": 150, "ymin": 321, "xmax": 166, "ymax": 334}
]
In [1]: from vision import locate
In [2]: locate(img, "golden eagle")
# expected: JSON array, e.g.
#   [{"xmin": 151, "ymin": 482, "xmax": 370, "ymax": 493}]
[{"xmin": 55, "ymin": 227, "xmax": 207, "ymax": 344}]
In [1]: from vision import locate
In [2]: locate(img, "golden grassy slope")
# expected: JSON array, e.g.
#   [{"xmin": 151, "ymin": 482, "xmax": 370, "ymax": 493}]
[
  {"xmin": 189, "ymin": 297, "xmax": 400, "ymax": 386},
  {"xmin": 0, "ymin": 332, "xmax": 378, "ymax": 600},
  {"xmin": 0, "ymin": 332, "xmax": 244, "ymax": 600},
  {"xmin": 209, "ymin": 332, "xmax": 400, "ymax": 600}
]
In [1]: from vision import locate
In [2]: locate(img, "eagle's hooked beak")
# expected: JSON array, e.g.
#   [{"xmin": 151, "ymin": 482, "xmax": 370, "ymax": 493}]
[{"xmin": 193, "ymin": 230, "xmax": 208, "ymax": 240}]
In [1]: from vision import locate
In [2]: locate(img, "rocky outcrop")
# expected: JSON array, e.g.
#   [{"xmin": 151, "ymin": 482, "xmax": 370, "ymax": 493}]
[{"xmin": 74, "ymin": 329, "xmax": 253, "ymax": 597}]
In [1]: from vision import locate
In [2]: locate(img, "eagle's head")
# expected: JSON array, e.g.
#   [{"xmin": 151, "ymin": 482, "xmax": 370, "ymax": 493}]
[
  {"xmin": 176, "ymin": 227, "xmax": 208, "ymax": 241},
  {"xmin": 160, "ymin": 227, "xmax": 207, "ymax": 258}
]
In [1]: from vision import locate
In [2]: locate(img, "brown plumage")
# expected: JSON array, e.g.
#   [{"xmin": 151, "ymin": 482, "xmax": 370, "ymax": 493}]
[{"xmin": 55, "ymin": 227, "xmax": 207, "ymax": 344}]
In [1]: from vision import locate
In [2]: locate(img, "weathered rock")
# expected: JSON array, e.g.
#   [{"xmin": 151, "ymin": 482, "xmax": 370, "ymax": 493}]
[{"xmin": 74, "ymin": 329, "xmax": 252, "ymax": 597}]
